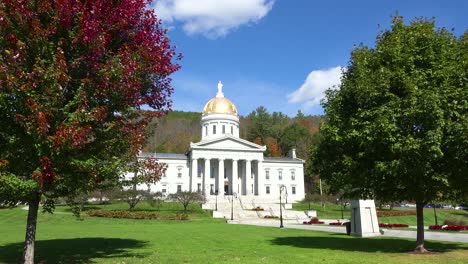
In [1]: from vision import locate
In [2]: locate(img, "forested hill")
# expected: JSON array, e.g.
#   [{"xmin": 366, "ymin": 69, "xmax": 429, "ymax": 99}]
[{"xmin": 143, "ymin": 108, "xmax": 324, "ymax": 160}]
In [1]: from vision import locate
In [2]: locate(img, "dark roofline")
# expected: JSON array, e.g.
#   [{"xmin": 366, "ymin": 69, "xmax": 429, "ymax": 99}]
[{"xmin": 139, "ymin": 152, "xmax": 187, "ymax": 160}]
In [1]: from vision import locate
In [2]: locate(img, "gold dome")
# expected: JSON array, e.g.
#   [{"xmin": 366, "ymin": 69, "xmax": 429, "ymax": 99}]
[{"xmin": 202, "ymin": 97, "xmax": 238, "ymax": 116}]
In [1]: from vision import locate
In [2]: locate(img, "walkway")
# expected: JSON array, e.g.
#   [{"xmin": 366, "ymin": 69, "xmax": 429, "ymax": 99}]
[{"xmin": 228, "ymin": 218, "xmax": 468, "ymax": 243}]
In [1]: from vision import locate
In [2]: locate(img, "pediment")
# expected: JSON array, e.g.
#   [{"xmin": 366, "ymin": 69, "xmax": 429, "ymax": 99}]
[{"xmin": 190, "ymin": 136, "xmax": 266, "ymax": 152}]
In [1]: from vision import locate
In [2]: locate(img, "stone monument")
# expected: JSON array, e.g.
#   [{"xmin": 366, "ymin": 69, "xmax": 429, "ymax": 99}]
[{"xmin": 350, "ymin": 199, "xmax": 380, "ymax": 237}]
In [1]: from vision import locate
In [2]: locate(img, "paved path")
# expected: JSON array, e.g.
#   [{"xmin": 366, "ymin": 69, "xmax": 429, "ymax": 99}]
[{"xmin": 228, "ymin": 218, "xmax": 468, "ymax": 243}]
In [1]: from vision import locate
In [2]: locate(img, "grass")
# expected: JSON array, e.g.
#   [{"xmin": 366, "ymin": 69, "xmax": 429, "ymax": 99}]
[
  {"xmin": 293, "ymin": 201, "xmax": 468, "ymax": 226},
  {"xmin": 1, "ymin": 204, "xmax": 468, "ymax": 263}
]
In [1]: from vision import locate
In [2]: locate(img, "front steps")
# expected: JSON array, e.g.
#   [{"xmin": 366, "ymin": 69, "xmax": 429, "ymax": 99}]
[{"xmin": 202, "ymin": 195, "xmax": 308, "ymax": 220}]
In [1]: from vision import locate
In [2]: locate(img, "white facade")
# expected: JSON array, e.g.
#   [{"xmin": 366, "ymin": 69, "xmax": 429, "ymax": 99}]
[{"xmin": 132, "ymin": 82, "xmax": 305, "ymax": 203}]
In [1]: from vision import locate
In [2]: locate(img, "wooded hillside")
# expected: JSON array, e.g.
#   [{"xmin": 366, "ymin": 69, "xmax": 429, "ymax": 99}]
[{"xmin": 143, "ymin": 108, "xmax": 323, "ymax": 161}]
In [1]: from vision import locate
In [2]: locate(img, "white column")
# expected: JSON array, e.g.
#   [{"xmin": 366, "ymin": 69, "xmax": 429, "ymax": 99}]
[
  {"xmin": 232, "ymin": 159, "xmax": 238, "ymax": 194},
  {"xmin": 257, "ymin": 160, "xmax": 263, "ymax": 196},
  {"xmin": 218, "ymin": 159, "xmax": 224, "ymax": 195},
  {"xmin": 245, "ymin": 160, "xmax": 252, "ymax": 195},
  {"xmin": 204, "ymin": 159, "xmax": 210, "ymax": 195},
  {"xmin": 191, "ymin": 159, "xmax": 198, "ymax": 192}
]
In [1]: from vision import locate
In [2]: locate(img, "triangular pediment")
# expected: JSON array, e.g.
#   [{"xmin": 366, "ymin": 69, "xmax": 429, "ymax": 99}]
[{"xmin": 190, "ymin": 135, "xmax": 266, "ymax": 152}]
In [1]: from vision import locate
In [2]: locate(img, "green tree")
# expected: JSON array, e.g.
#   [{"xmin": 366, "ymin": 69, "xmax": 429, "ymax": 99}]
[
  {"xmin": 246, "ymin": 106, "xmax": 272, "ymax": 142},
  {"xmin": 168, "ymin": 191, "xmax": 206, "ymax": 211},
  {"xmin": 0, "ymin": 1, "xmax": 179, "ymax": 263},
  {"xmin": 311, "ymin": 16, "xmax": 467, "ymax": 253}
]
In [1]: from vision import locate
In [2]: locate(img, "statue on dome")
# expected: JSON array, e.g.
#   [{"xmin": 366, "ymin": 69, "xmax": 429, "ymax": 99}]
[{"xmin": 217, "ymin": 81, "xmax": 224, "ymax": 97}]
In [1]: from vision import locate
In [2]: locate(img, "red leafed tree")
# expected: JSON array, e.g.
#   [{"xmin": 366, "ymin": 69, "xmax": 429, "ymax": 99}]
[{"xmin": 0, "ymin": 1, "xmax": 180, "ymax": 263}]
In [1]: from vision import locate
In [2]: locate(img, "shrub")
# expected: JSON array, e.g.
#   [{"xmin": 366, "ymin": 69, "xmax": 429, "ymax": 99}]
[
  {"xmin": 377, "ymin": 210, "xmax": 416, "ymax": 217},
  {"xmin": 443, "ymin": 218, "xmax": 468, "ymax": 226},
  {"xmin": 253, "ymin": 206, "xmax": 264, "ymax": 211},
  {"xmin": 264, "ymin": 215, "xmax": 278, "ymax": 219},
  {"xmin": 87, "ymin": 210, "xmax": 158, "ymax": 220},
  {"xmin": 379, "ymin": 223, "xmax": 409, "ymax": 228},
  {"xmin": 303, "ymin": 217, "xmax": 325, "ymax": 224}
]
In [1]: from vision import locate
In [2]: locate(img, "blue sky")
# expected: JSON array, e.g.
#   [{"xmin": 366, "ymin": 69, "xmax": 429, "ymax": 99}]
[{"xmin": 150, "ymin": 0, "xmax": 468, "ymax": 116}]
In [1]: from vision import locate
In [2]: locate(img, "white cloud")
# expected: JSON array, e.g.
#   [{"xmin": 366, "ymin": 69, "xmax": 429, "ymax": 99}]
[
  {"xmin": 288, "ymin": 67, "xmax": 344, "ymax": 109},
  {"xmin": 153, "ymin": 0, "xmax": 274, "ymax": 38}
]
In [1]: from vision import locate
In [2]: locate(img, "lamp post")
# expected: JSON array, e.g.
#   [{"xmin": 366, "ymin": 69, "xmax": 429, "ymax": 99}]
[
  {"xmin": 231, "ymin": 192, "xmax": 237, "ymax": 220},
  {"xmin": 215, "ymin": 190, "xmax": 218, "ymax": 211},
  {"xmin": 279, "ymin": 185, "xmax": 286, "ymax": 228}
]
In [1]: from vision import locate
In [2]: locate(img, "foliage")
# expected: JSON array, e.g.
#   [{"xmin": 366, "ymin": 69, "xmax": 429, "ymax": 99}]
[
  {"xmin": 377, "ymin": 210, "xmax": 416, "ymax": 217},
  {"xmin": 168, "ymin": 191, "xmax": 205, "ymax": 211},
  {"xmin": 147, "ymin": 191, "xmax": 164, "ymax": 211},
  {"xmin": 87, "ymin": 209, "xmax": 159, "ymax": 219},
  {"xmin": 113, "ymin": 189, "xmax": 150, "ymax": 211},
  {"xmin": 0, "ymin": 0, "xmax": 180, "ymax": 261},
  {"xmin": 311, "ymin": 16, "xmax": 468, "ymax": 251}
]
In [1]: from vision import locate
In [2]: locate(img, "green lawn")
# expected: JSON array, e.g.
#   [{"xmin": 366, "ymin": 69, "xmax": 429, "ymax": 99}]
[
  {"xmin": 1, "ymin": 205, "xmax": 467, "ymax": 263},
  {"xmin": 293, "ymin": 201, "xmax": 468, "ymax": 226}
]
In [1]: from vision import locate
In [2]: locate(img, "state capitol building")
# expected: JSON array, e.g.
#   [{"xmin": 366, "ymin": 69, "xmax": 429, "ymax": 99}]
[{"xmin": 132, "ymin": 82, "xmax": 305, "ymax": 209}]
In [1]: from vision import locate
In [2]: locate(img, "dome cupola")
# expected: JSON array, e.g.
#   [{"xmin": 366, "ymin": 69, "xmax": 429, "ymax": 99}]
[{"xmin": 200, "ymin": 82, "xmax": 240, "ymax": 140}]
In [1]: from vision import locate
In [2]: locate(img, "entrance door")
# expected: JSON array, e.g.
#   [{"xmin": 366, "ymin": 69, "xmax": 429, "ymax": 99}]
[{"xmin": 224, "ymin": 184, "xmax": 229, "ymax": 195}]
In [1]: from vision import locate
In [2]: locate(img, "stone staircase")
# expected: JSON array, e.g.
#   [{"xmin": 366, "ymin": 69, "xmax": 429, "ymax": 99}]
[{"xmin": 202, "ymin": 195, "xmax": 309, "ymax": 220}]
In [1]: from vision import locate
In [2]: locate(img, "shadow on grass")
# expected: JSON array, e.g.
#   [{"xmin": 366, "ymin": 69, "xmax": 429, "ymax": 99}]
[
  {"xmin": 271, "ymin": 236, "xmax": 468, "ymax": 253},
  {"xmin": 0, "ymin": 238, "xmax": 148, "ymax": 263}
]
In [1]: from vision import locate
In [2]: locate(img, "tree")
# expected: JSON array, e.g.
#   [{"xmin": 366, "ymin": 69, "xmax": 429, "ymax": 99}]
[
  {"xmin": 120, "ymin": 157, "xmax": 167, "ymax": 210},
  {"xmin": 311, "ymin": 16, "xmax": 467, "ymax": 253},
  {"xmin": 168, "ymin": 191, "xmax": 206, "ymax": 211},
  {"xmin": 0, "ymin": 1, "xmax": 180, "ymax": 263}
]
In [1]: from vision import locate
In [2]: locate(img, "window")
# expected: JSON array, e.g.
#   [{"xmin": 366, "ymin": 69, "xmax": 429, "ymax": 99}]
[
  {"xmin": 177, "ymin": 167, "xmax": 182, "ymax": 178},
  {"xmin": 177, "ymin": 185, "xmax": 182, "ymax": 192},
  {"xmin": 213, "ymin": 125, "xmax": 216, "ymax": 134},
  {"xmin": 162, "ymin": 188, "xmax": 167, "ymax": 193},
  {"xmin": 292, "ymin": 186, "xmax": 296, "ymax": 194},
  {"xmin": 266, "ymin": 186, "xmax": 270, "ymax": 194},
  {"xmin": 278, "ymin": 170, "xmax": 283, "ymax": 180},
  {"xmin": 265, "ymin": 170, "xmax": 270, "ymax": 180},
  {"xmin": 197, "ymin": 183, "xmax": 201, "ymax": 192},
  {"xmin": 210, "ymin": 167, "xmax": 215, "ymax": 178},
  {"xmin": 162, "ymin": 172, "xmax": 166, "ymax": 178},
  {"xmin": 291, "ymin": 171, "xmax": 295, "ymax": 181},
  {"xmin": 205, "ymin": 126, "xmax": 208, "ymax": 136},
  {"xmin": 222, "ymin": 125, "xmax": 225, "ymax": 134},
  {"xmin": 231, "ymin": 126, "xmax": 233, "ymax": 134}
]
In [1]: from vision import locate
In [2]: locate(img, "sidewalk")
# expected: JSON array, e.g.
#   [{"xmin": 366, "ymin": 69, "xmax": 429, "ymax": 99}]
[{"xmin": 228, "ymin": 218, "xmax": 468, "ymax": 243}]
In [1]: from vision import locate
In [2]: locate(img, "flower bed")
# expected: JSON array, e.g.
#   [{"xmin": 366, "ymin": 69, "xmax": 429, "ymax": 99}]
[
  {"xmin": 377, "ymin": 210, "xmax": 416, "ymax": 217},
  {"xmin": 87, "ymin": 210, "xmax": 189, "ymax": 220},
  {"xmin": 252, "ymin": 207, "xmax": 264, "ymax": 211},
  {"xmin": 303, "ymin": 217, "xmax": 324, "ymax": 225},
  {"xmin": 429, "ymin": 225, "xmax": 468, "ymax": 231},
  {"xmin": 379, "ymin": 223, "xmax": 409, "ymax": 228},
  {"xmin": 303, "ymin": 220, "xmax": 325, "ymax": 225},
  {"xmin": 264, "ymin": 215, "xmax": 278, "ymax": 219},
  {"xmin": 329, "ymin": 222, "xmax": 349, "ymax": 226}
]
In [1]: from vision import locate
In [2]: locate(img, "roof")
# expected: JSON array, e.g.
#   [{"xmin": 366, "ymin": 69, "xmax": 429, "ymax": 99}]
[
  {"xmin": 139, "ymin": 152, "xmax": 187, "ymax": 160},
  {"xmin": 264, "ymin": 157, "xmax": 304, "ymax": 164}
]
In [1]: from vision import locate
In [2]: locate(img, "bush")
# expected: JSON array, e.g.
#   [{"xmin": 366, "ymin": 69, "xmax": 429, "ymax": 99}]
[
  {"xmin": 252, "ymin": 206, "xmax": 264, "ymax": 211},
  {"xmin": 443, "ymin": 218, "xmax": 468, "ymax": 226},
  {"xmin": 264, "ymin": 215, "xmax": 278, "ymax": 219},
  {"xmin": 87, "ymin": 210, "xmax": 158, "ymax": 220},
  {"xmin": 379, "ymin": 223, "xmax": 409, "ymax": 228},
  {"xmin": 303, "ymin": 217, "xmax": 325, "ymax": 225},
  {"xmin": 377, "ymin": 210, "xmax": 416, "ymax": 217}
]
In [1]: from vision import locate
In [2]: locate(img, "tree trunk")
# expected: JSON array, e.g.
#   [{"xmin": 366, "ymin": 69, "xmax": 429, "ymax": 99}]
[
  {"xmin": 22, "ymin": 192, "xmax": 40, "ymax": 264},
  {"xmin": 414, "ymin": 201, "xmax": 428, "ymax": 253}
]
